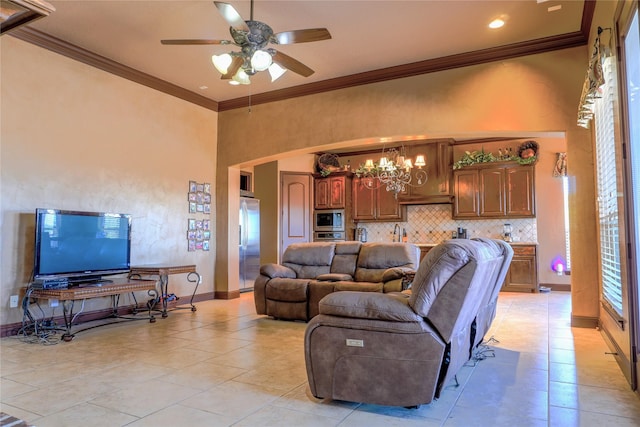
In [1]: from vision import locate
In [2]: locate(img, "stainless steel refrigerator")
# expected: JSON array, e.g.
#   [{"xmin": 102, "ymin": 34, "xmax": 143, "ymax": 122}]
[{"xmin": 239, "ymin": 197, "xmax": 260, "ymax": 292}]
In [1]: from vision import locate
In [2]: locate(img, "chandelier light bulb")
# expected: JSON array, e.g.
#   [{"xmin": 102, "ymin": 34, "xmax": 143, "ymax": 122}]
[
  {"xmin": 251, "ymin": 49, "xmax": 273, "ymax": 72},
  {"xmin": 415, "ymin": 155, "xmax": 426, "ymax": 168},
  {"xmin": 212, "ymin": 53, "xmax": 233, "ymax": 74}
]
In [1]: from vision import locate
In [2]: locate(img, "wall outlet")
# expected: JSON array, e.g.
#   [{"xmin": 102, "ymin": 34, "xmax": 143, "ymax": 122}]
[
  {"xmin": 49, "ymin": 299, "xmax": 59, "ymax": 308},
  {"xmin": 9, "ymin": 295, "xmax": 19, "ymax": 308}
]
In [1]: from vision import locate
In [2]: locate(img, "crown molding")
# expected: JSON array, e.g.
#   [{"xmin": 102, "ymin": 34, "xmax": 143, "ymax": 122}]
[
  {"xmin": 219, "ymin": 0, "xmax": 595, "ymax": 111},
  {"xmin": 219, "ymin": 30, "xmax": 589, "ymax": 111},
  {"xmin": 9, "ymin": 27, "xmax": 220, "ymax": 112},
  {"xmin": 8, "ymin": 0, "xmax": 594, "ymax": 114}
]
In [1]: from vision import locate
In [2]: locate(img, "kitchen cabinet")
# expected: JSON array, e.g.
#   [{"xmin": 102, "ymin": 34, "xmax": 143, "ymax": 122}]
[
  {"xmin": 502, "ymin": 244, "xmax": 538, "ymax": 293},
  {"xmin": 453, "ymin": 163, "xmax": 535, "ymax": 219},
  {"xmin": 313, "ymin": 172, "xmax": 352, "ymax": 210},
  {"xmin": 418, "ymin": 245, "xmax": 435, "ymax": 261},
  {"xmin": 398, "ymin": 141, "xmax": 454, "ymax": 205},
  {"xmin": 352, "ymin": 177, "xmax": 406, "ymax": 222}
]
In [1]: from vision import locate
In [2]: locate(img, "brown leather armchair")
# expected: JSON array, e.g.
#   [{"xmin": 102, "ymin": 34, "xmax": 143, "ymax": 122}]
[{"xmin": 304, "ymin": 238, "xmax": 511, "ymax": 407}]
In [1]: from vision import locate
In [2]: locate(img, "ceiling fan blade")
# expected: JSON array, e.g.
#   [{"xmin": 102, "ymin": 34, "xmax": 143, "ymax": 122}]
[
  {"xmin": 272, "ymin": 50, "xmax": 314, "ymax": 77},
  {"xmin": 220, "ymin": 56, "xmax": 244, "ymax": 79},
  {"xmin": 161, "ymin": 39, "xmax": 229, "ymax": 45},
  {"xmin": 214, "ymin": 1, "xmax": 249, "ymax": 31},
  {"xmin": 274, "ymin": 28, "xmax": 332, "ymax": 44}
]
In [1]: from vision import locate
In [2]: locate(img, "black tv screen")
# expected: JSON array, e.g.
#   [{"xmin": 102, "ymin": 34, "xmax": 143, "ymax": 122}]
[{"xmin": 33, "ymin": 209, "xmax": 132, "ymax": 281}]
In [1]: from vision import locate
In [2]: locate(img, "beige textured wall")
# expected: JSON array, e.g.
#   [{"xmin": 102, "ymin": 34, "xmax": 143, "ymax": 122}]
[
  {"xmin": 1, "ymin": 37, "xmax": 217, "ymax": 326},
  {"xmin": 217, "ymin": 47, "xmax": 599, "ymax": 321}
]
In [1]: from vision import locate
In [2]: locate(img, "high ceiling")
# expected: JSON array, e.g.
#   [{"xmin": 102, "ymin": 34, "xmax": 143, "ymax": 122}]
[{"xmin": 8, "ymin": 1, "xmax": 590, "ymax": 111}]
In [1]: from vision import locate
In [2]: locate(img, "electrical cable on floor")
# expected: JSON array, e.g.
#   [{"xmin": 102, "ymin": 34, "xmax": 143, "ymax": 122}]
[{"xmin": 15, "ymin": 285, "xmax": 61, "ymax": 345}]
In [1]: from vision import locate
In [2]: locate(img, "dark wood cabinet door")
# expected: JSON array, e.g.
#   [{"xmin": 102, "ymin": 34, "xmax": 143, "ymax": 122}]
[
  {"xmin": 506, "ymin": 165, "xmax": 535, "ymax": 217},
  {"xmin": 502, "ymin": 245, "xmax": 538, "ymax": 292},
  {"xmin": 329, "ymin": 176, "xmax": 346, "ymax": 208},
  {"xmin": 453, "ymin": 169, "xmax": 479, "ymax": 217},
  {"xmin": 353, "ymin": 178, "xmax": 376, "ymax": 220},
  {"xmin": 376, "ymin": 185, "xmax": 405, "ymax": 221},
  {"xmin": 479, "ymin": 167, "xmax": 505, "ymax": 217},
  {"xmin": 314, "ymin": 178, "xmax": 330, "ymax": 209}
]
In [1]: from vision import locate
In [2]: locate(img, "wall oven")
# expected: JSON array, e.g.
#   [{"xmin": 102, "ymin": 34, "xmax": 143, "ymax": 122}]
[
  {"xmin": 314, "ymin": 231, "xmax": 346, "ymax": 241},
  {"xmin": 314, "ymin": 209, "xmax": 345, "ymax": 232}
]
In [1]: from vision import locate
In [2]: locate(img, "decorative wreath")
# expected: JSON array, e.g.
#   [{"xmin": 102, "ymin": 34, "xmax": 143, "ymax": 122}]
[
  {"xmin": 316, "ymin": 153, "xmax": 341, "ymax": 175},
  {"xmin": 517, "ymin": 140, "xmax": 539, "ymax": 159}
]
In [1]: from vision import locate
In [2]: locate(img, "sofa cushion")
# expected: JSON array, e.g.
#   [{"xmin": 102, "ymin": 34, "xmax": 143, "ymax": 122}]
[
  {"xmin": 330, "ymin": 241, "xmax": 362, "ymax": 276},
  {"xmin": 334, "ymin": 281, "xmax": 383, "ymax": 293},
  {"xmin": 266, "ymin": 278, "xmax": 309, "ymax": 302},
  {"xmin": 282, "ymin": 242, "xmax": 336, "ymax": 279},
  {"xmin": 355, "ymin": 243, "xmax": 418, "ymax": 283},
  {"xmin": 319, "ymin": 291, "xmax": 422, "ymax": 322}
]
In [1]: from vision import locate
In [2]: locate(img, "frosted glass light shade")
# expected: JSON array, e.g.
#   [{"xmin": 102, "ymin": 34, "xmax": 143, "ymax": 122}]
[
  {"xmin": 268, "ymin": 63, "xmax": 287, "ymax": 81},
  {"xmin": 212, "ymin": 53, "xmax": 233, "ymax": 74},
  {"xmin": 232, "ymin": 68, "xmax": 251, "ymax": 85},
  {"xmin": 414, "ymin": 155, "xmax": 426, "ymax": 168},
  {"xmin": 251, "ymin": 50, "xmax": 272, "ymax": 72}
]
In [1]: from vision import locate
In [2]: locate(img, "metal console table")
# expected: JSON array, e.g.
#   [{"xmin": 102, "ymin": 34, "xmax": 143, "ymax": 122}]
[
  {"xmin": 129, "ymin": 264, "xmax": 201, "ymax": 318},
  {"xmin": 27, "ymin": 278, "xmax": 158, "ymax": 341}
]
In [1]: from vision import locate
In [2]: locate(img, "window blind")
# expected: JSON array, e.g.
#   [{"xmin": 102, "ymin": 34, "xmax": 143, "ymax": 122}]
[{"xmin": 594, "ymin": 57, "xmax": 623, "ymax": 314}]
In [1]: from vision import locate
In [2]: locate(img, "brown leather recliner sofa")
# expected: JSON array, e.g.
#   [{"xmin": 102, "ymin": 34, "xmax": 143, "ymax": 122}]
[
  {"xmin": 304, "ymin": 238, "xmax": 513, "ymax": 407},
  {"xmin": 254, "ymin": 241, "xmax": 420, "ymax": 322}
]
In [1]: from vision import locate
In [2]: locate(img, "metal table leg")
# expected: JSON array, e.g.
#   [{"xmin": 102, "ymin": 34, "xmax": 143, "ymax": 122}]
[{"xmin": 187, "ymin": 271, "xmax": 201, "ymax": 312}]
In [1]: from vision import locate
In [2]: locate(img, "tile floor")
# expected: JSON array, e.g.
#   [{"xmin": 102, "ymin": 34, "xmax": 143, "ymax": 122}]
[{"xmin": 1, "ymin": 291, "xmax": 640, "ymax": 426}]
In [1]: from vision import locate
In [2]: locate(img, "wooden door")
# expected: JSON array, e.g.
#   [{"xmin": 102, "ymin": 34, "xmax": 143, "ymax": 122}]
[
  {"xmin": 281, "ymin": 172, "xmax": 312, "ymax": 260},
  {"xmin": 480, "ymin": 167, "xmax": 505, "ymax": 217},
  {"xmin": 453, "ymin": 169, "xmax": 479, "ymax": 218},
  {"xmin": 506, "ymin": 165, "xmax": 535, "ymax": 217}
]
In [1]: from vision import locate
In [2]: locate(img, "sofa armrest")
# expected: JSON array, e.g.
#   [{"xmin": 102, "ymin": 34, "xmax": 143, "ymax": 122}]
[
  {"xmin": 319, "ymin": 291, "xmax": 422, "ymax": 322},
  {"xmin": 260, "ymin": 263, "xmax": 296, "ymax": 279},
  {"xmin": 382, "ymin": 267, "xmax": 416, "ymax": 283}
]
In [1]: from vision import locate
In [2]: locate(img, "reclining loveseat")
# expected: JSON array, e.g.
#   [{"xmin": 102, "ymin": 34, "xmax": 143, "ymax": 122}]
[
  {"xmin": 254, "ymin": 241, "xmax": 420, "ymax": 322},
  {"xmin": 304, "ymin": 238, "xmax": 512, "ymax": 407}
]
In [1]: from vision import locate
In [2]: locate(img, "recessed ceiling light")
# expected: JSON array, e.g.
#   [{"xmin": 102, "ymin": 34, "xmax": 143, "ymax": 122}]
[
  {"xmin": 489, "ymin": 18, "xmax": 505, "ymax": 29},
  {"xmin": 199, "ymin": 85, "xmax": 208, "ymax": 90}
]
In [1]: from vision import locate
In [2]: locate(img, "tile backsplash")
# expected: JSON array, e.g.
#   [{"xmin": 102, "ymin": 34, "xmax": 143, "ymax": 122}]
[{"xmin": 357, "ymin": 204, "xmax": 537, "ymax": 243}]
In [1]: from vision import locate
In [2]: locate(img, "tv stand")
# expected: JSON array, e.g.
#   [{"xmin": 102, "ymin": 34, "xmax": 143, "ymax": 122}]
[{"xmin": 26, "ymin": 278, "xmax": 158, "ymax": 341}]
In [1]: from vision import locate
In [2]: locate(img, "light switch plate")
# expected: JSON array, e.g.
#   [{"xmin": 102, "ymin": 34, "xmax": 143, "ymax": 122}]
[{"xmin": 9, "ymin": 295, "xmax": 19, "ymax": 308}]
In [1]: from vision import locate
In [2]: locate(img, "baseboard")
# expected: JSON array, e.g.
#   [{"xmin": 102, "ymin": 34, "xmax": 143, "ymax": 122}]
[
  {"xmin": 540, "ymin": 282, "xmax": 571, "ymax": 292},
  {"xmin": 214, "ymin": 290, "xmax": 240, "ymax": 300},
  {"xmin": 571, "ymin": 314, "xmax": 599, "ymax": 328},
  {"xmin": 0, "ymin": 291, "xmax": 215, "ymax": 338}
]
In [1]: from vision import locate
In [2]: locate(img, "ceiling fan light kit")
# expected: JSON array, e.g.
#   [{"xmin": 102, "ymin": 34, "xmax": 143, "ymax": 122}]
[{"xmin": 162, "ymin": 1, "xmax": 331, "ymax": 85}]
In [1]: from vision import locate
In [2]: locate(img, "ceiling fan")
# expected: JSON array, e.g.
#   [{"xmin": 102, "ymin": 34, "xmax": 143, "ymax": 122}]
[{"xmin": 161, "ymin": 0, "xmax": 331, "ymax": 85}]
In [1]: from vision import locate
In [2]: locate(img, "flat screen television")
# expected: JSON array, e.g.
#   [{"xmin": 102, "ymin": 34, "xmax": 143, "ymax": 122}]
[{"xmin": 33, "ymin": 208, "xmax": 132, "ymax": 284}]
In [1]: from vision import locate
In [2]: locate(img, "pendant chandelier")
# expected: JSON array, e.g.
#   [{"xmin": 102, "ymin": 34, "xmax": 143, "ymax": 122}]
[{"xmin": 355, "ymin": 146, "xmax": 427, "ymax": 197}]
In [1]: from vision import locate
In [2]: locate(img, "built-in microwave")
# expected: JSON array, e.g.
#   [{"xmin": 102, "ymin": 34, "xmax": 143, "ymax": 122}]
[{"xmin": 314, "ymin": 209, "xmax": 345, "ymax": 232}]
